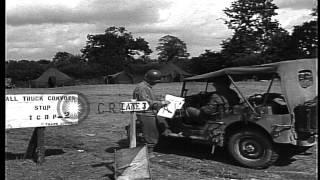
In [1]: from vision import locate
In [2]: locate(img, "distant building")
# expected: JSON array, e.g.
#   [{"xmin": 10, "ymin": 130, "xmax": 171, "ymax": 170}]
[{"xmin": 107, "ymin": 62, "xmax": 193, "ymax": 84}]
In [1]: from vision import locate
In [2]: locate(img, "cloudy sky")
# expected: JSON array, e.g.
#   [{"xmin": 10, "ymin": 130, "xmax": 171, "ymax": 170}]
[{"xmin": 6, "ymin": 0, "xmax": 317, "ymax": 61}]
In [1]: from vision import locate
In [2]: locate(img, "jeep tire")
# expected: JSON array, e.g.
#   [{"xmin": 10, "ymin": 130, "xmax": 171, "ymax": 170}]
[{"xmin": 227, "ymin": 129, "xmax": 278, "ymax": 169}]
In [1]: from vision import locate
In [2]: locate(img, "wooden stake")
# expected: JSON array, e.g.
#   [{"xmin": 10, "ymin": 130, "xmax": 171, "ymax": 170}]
[
  {"xmin": 24, "ymin": 127, "xmax": 46, "ymax": 164},
  {"xmin": 129, "ymin": 111, "xmax": 137, "ymax": 148},
  {"xmin": 129, "ymin": 99, "xmax": 137, "ymax": 148}
]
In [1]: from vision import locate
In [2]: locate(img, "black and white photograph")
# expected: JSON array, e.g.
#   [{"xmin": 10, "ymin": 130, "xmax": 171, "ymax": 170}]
[{"xmin": 5, "ymin": 0, "xmax": 318, "ymax": 179}]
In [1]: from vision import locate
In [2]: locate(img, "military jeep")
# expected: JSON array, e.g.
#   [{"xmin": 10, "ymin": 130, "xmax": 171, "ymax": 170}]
[{"xmin": 130, "ymin": 58, "xmax": 317, "ymax": 169}]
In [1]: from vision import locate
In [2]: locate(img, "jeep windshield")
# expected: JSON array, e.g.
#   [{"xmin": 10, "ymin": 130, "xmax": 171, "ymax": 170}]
[{"xmin": 182, "ymin": 81, "xmax": 216, "ymax": 97}]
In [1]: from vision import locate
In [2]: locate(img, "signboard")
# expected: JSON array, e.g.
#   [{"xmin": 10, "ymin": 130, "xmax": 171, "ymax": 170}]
[
  {"xmin": 157, "ymin": 94, "xmax": 185, "ymax": 118},
  {"xmin": 121, "ymin": 101, "xmax": 149, "ymax": 112},
  {"xmin": 114, "ymin": 145, "xmax": 151, "ymax": 180},
  {"xmin": 121, "ymin": 100, "xmax": 150, "ymax": 148},
  {"xmin": 6, "ymin": 94, "xmax": 79, "ymax": 129}
]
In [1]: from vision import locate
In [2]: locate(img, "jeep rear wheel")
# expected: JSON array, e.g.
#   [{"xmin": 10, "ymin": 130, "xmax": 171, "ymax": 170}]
[{"xmin": 227, "ymin": 130, "xmax": 278, "ymax": 169}]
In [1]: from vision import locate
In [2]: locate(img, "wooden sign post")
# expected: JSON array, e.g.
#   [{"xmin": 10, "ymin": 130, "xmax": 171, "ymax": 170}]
[
  {"xmin": 24, "ymin": 127, "xmax": 46, "ymax": 164},
  {"xmin": 129, "ymin": 110, "xmax": 136, "ymax": 148},
  {"xmin": 6, "ymin": 94, "xmax": 80, "ymax": 165},
  {"xmin": 121, "ymin": 100, "xmax": 149, "ymax": 148}
]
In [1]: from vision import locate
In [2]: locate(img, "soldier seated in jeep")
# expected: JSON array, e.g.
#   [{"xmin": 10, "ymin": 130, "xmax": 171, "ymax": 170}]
[{"xmin": 185, "ymin": 76, "xmax": 241, "ymax": 125}]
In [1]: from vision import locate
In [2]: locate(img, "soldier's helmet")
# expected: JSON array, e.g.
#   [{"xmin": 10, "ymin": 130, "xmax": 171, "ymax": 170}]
[{"xmin": 144, "ymin": 69, "xmax": 162, "ymax": 84}]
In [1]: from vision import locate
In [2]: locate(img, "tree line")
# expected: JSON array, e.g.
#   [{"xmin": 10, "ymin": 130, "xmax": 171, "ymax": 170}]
[{"xmin": 6, "ymin": 0, "xmax": 317, "ymax": 82}]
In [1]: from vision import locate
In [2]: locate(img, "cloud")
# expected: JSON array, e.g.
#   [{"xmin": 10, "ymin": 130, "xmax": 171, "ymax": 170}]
[
  {"xmin": 6, "ymin": 0, "xmax": 235, "ymax": 60},
  {"xmin": 6, "ymin": 23, "xmax": 96, "ymax": 60},
  {"xmin": 5, "ymin": 0, "xmax": 317, "ymax": 60},
  {"xmin": 275, "ymin": 9, "xmax": 314, "ymax": 32},
  {"xmin": 128, "ymin": 0, "xmax": 234, "ymax": 57},
  {"xmin": 6, "ymin": 0, "xmax": 167, "ymax": 26},
  {"xmin": 274, "ymin": 0, "xmax": 316, "ymax": 10}
]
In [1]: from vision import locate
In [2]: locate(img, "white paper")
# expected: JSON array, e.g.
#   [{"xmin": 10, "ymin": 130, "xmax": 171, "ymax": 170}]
[{"xmin": 157, "ymin": 94, "xmax": 185, "ymax": 118}]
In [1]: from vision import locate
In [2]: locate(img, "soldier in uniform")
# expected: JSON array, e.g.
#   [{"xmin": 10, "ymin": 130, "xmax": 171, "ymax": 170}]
[
  {"xmin": 185, "ymin": 76, "xmax": 240, "ymax": 124},
  {"xmin": 133, "ymin": 69, "xmax": 173, "ymax": 146}
]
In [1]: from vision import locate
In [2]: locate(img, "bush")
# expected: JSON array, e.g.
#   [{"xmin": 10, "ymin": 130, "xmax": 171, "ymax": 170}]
[
  {"xmin": 58, "ymin": 63, "xmax": 105, "ymax": 79},
  {"xmin": 6, "ymin": 60, "xmax": 45, "ymax": 81}
]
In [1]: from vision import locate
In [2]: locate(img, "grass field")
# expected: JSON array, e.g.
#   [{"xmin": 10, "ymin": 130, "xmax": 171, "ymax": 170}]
[{"xmin": 5, "ymin": 82, "xmax": 317, "ymax": 180}]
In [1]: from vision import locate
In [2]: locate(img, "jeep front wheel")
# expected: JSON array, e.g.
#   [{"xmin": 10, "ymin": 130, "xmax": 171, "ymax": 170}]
[{"xmin": 227, "ymin": 130, "xmax": 278, "ymax": 169}]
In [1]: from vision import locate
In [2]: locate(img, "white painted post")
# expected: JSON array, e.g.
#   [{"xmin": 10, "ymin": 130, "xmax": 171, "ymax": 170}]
[{"xmin": 129, "ymin": 99, "xmax": 137, "ymax": 148}]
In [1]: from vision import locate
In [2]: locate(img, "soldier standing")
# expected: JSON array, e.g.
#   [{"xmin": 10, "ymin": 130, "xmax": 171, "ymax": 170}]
[{"xmin": 133, "ymin": 69, "xmax": 172, "ymax": 146}]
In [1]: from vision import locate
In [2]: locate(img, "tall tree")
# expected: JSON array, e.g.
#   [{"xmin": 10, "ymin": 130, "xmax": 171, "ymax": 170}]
[
  {"xmin": 262, "ymin": 29, "xmax": 301, "ymax": 61},
  {"xmin": 221, "ymin": 0, "xmax": 282, "ymax": 65},
  {"xmin": 6, "ymin": 60, "xmax": 44, "ymax": 81},
  {"xmin": 52, "ymin": 52, "xmax": 74, "ymax": 67},
  {"xmin": 190, "ymin": 50, "xmax": 225, "ymax": 74},
  {"xmin": 81, "ymin": 26, "xmax": 152, "ymax": 74},
  {"xmin": 156, "ymin": 35, "xmax": 189, "ymax": 62},
  {"xmin": 290, "ymin": 7, "xmax": 318, "ymax": 58}
]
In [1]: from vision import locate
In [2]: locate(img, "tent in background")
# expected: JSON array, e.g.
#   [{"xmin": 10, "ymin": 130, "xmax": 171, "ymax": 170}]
[
  {"xmin": 31, "ymin": 68, "xmax": 74, "ymax": 88},
  {"xmin": 108, "ymin": 62, "xmax": 193, "ymax": 84},
  {"xmin": 107, "ymin": 71, "xmax": 133, "ymax": 84}
]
